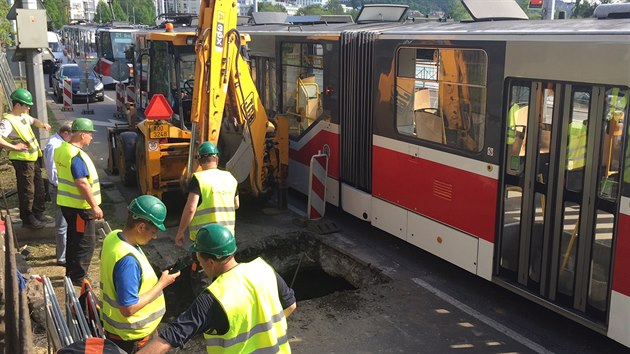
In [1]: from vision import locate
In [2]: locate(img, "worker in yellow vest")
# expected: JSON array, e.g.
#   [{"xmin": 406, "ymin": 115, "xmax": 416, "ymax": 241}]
[
  {"xmin": 54, "ymin": 118, "xmax": 101, "ymax": 286},
  {"xmin": 174, "ymin": 142, "xmax": 239, "ymax": 247},
  {"xmin": 0, "ymin": 88, "xmax": 51, "ymax": 229},
  {"xmin": 137, "ymin": 224, "xmax": 296, "ymax": 354},
  {"xmin": 100, "ymin": 195, "xmax": 180, "ymax": 353}
]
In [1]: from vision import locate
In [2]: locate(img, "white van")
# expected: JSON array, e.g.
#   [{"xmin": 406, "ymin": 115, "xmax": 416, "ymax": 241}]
[{"xmin": 44, "ymin": 31, "xmax": 64, "ymax": 74}]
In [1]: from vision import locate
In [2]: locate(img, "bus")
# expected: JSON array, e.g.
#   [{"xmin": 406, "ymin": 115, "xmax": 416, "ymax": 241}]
[{"xmin": 240, "ymin": 2, "xmax": 630, "ymax": 347}]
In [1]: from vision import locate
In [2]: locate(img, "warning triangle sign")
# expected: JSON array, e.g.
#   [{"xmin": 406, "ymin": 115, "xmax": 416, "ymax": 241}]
[{"xmin": 145, "ymin": 94, "xmax": 173, "ymax": 120}]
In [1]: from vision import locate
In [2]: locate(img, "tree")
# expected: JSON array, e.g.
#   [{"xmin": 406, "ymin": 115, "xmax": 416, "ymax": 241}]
[
  {"xmin": 95, "ymin": 0, "xmax": 113, "ymax": 23},
  {"xmin": 0, "ymin": 0, "xmax": 12, "ymax": 46},
  {"xmin": 43, "ymin": 0, "xmax": 66, "ymax": 31},
  {"xmin": 118, "ymin": 0, "xmax": 156, "ymax": 25},
  {"xmin": 112, "ymin": 0, "xmax": 129, "ymax": 21},
  {"xmin": 248, "ymin": 2, "xmax": 287, "ymax": 16},
  {"xmin": 324, "ymin": 0, "xmax": 345, "ymax": 15},
  {"xmin": 297, "ymin": 4, "xmax": 329, "ymax": 16}
]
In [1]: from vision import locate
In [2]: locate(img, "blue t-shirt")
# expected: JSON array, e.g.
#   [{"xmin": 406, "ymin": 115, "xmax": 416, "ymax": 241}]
[
  {"xmin": 112, "ymin": 233, "xmax": 143, "ymax": 307},
  {"xmin": 70, "ymin": 155, "xmax": 89, "ymax": 179}
]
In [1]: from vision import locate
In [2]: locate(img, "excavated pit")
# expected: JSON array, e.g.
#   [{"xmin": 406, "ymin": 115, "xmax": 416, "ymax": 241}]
[{"xmin": 163, "ymin": 231, "xmax": 389, "ymax": 316}]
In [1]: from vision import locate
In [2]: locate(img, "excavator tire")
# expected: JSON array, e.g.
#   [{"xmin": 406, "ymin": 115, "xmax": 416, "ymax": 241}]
[
  {"xmin": 117, "ymin": 131, "xmax": 137, "ymax": 187},
  {"xmin": 135, "ymin": 133, "xmax": 149, "ymax": 195}
]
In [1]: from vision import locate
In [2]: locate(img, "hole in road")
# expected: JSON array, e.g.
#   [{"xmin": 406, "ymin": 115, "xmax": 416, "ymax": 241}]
[{"xmin": 163, "ymin": 231, "xmax": 389, "ymax": 317}]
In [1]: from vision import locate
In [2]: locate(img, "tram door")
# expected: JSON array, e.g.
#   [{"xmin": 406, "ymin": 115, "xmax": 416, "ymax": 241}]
[{"xmin": 499, "ymin": 80, "xmax": 628, "ymax": 323}]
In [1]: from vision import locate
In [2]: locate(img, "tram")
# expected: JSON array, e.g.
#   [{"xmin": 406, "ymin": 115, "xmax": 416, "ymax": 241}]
[
  {"xmin": 241, "ymin": 2, "xmax": 630, "ymax": 347},
  {"xmin": 94, "ymin": 24, "xmax": 140, "ymax": 85}
]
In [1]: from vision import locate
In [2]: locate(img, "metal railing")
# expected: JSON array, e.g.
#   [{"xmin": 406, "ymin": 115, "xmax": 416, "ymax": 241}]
[
  {"xmin": 2, "ymin": 215, "xmax": 34, "ymax": 354},
  {"xmin": 0, "ymin": 49, "xmax": 17, "ymax": 109}
]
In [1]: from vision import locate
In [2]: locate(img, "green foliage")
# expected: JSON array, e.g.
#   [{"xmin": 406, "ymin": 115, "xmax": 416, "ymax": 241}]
[
  {"xmin": 248, "ymin": 2, "xmax": 288, "ymax": 16},
  {"xmin": 0, "ymin": 0, "xmax": 13, "ymax": 46},
  {"xmin": 42, "ymin": 0, "xmax": 67, "ymax": 31},
  {"xmin": 95, "ymin": 0, "xmax": 113, "ymax": 23},
  {"xmin": 112, "ymin": 0, "xmax": 129, "ymax": 21},
  {"xmin": 296, "ymin": 0, "xmax": 346, "ymax": 16},
  {"xmin": 117, "ymin": 0, "xmax": 156, "ymax": 25},
  {"xmin": 572, "ymin": 0, "xmax": 609, "ymax": 18}
]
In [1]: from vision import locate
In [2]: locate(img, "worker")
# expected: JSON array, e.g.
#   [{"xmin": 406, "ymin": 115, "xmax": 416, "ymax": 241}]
[
  {"xmin": 54, "ymin": 118, "xmax": 101, "ymax": 286},
  {"xmin": 0, "ymin": 88, "xmax": 51, "ymax": 229},
  {"xmin": 100, "ymin": 195, "xmax": 180, "ymax": 353},
  {"xmin": 174, "ymin": 142, "xmax": 239, "ymax": 247},
  {"xmin": 43, "ymin": 122, "xmax": 72, "ymax": 266},
  {"xmin": 137, "ymin": 224, "xmax": 296, "ymax": 354}
]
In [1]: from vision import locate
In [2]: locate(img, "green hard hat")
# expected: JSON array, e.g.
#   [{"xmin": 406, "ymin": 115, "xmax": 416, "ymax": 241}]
[
  {"xmin": 198, "ymin": 142, "xmax": 219, "ymax": 156},
  {"xmin": 189, "ymin": 224, "xmax": 236, "ymax": 257},
  {"xmin": 71, "ymin": 118, "xmax": 96, "ymax": 132},
  {"xmin": 10, "ymin": 88, "xmax": 33, "ymax": 106},
  {"xmin": 128, "ymin": 195, "xmax": 167, "ymax": 231}
]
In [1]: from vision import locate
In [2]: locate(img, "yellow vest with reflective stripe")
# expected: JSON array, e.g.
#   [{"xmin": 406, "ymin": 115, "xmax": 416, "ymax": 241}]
[
  {"xmin": 204, "ymin": 258, "xmax": 290, "ymax": 354},
  {"xmin": 100, "ymin": 230, "xmax": 166, "ymax": 341},
  {"xmin": 3, "ymin": 113, "xmax": 41, "ymax": 161},
  {"xmin": 506, "ymin": 104, "xmax": 519, "ymax": 145},
  {"xmin": 189, "ymin": 169, "xmax": 237, "ymax": 241},
  {"xmin": 567, "ymin": 121, "xmax": 587, "ymax": 171},
  {"xmin": 54, "ymin": 142, "xmax": 101, "ymax": 209}
]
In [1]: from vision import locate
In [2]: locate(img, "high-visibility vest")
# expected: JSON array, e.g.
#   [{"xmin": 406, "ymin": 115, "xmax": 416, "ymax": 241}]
[
  {"xmin": 189, "ymin": 168, "xmax": 237, "ymax": 241},
  {"xmin": 204, "ymin": 258, "xmax": 290, "ymax": 354},
  {"xmin": 100, "ymin": 230, "xmax": 166, "ymax": 341},
  {"xmin": 3, "ymin": 113, "xmax": 41, "ymax": 161},
  {"xmin": 506, "ymin": 104, "xmax": 519, "ymax": 145},
  {"xmin": 567, "ymin": 121, "xmax": 587, "ymax": 171},
  {"xmin": 54, "ymin": 142, "xmax": 101, "ymax": 209}
]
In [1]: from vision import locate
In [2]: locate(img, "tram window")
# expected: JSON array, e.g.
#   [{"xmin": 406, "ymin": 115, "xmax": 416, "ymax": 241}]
[
  {"xmin": 598, "ymin": 87, "xmax": 628, "ymax": 199},
  {"xmin": 100, "ymin": 32, "xmax": 113, "ymax": 60},
  {"xmin": 281, "ymin": 43, "xmax": 324, "ymax": 137},
  {"xmin": 566, "ymin": 88, "xmax": 590, "ymax": 192},
  {"xmin": 395, "ymin": 47, "xmax": 487, "ymax": 152},
  {"xmin": 149, "ymin": 42, "xmax": 172, "ymax": 104},
  {"xmin": 506, "ymin": 84, "xmax": 531, "ymax": 176}
]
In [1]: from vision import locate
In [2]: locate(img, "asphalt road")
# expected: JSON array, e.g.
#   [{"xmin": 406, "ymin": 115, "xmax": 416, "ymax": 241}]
[{"xmin": 41, "ymin": 81, "xmax": 630, "ymax": 353}]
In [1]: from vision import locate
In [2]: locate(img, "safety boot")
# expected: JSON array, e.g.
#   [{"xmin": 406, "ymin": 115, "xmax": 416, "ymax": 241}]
[{"xmin": 25, "ymin": 215, "xmax": 45, "ymax": 229}]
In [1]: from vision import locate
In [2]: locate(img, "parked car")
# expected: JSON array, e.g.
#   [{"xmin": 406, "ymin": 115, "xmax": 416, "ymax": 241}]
[{"xmin": 52, "ymin": 64, "xmax": 104, "ymax": 103}]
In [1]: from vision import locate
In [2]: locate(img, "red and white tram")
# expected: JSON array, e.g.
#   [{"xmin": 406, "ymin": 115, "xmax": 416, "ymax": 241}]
[{"xmin": 243, "ymin": 3, "xmax": 630, "ymax": 347}]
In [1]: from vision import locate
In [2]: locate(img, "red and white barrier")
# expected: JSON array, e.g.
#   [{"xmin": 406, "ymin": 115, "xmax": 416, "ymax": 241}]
[
  {"xmin": 307, "ymin": 151, "xmax": 329, "ymax": 220},
  {"xmin": 126, "ymin": 85, "xmax": 135, "ymax": 105},
  {"xmin": 61, "ymin": 78, "xmax": 73, "ymax": 112},
  {"xmin": 114, "ymin": 83, "xmax": 126, "ymax": 118}
]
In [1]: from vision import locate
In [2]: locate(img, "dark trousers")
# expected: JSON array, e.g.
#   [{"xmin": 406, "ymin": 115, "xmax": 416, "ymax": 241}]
[
  {"xmin": 61, "ymin": 206, "xmax": 96, "ymax": 285},
  {"xmin": 105, "ymin": 332, "xmax": 151, "ymax": 354},
  {"xmin": 11, "ymin": 158, "xmax": 45, "ymax": 223}
]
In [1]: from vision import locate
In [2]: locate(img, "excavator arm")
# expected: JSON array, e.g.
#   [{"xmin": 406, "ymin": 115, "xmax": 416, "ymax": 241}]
[{"xmin": 188, "ymin": 0, "xmax": 286, "ymax": 196}]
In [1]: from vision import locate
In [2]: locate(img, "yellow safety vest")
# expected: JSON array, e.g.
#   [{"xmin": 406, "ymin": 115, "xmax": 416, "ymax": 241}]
[
  {"xmin": 54, "ymin": 142, "xmax": 101, "ymax": 209},
  {"xmin": 567, "ymin": 121, "xmax": 587, "ymax": 171},
  {"xmin": 189, "ymin": 169, "xmax": 237, "ymax": 241},
  {"xmin": 204, "ymin": 258, "xmax": 290, "ymax": 354},
  {"xmin": 506, "ymin": 104, "xmax": 519, "ymax": 145},
  {"xmin": 3, "ymin": 113, "xmax": 41, "ymax": 161},
  {"xmin": 100, "ymin": 230, "xmax": 166, "ymax": 341}
]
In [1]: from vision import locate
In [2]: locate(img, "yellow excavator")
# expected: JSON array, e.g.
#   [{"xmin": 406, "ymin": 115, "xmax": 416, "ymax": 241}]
[
  {"xmin": 187, "ymin": 0, "xmax": 287, "ymax": 196},
  {"xmin": 107, "ymin": 5, "xmax": 287, "ymax": 199}
]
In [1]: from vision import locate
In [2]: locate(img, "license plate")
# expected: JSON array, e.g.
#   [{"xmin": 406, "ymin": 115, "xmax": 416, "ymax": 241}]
[{"xmin": 149, "ymin": 124, "xmax": 169, "ymax": 138}]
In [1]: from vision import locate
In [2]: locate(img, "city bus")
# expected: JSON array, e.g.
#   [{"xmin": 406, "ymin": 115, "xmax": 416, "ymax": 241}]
[{"xmin": 241, "ymin": 2, "xmax": 630, "ymax": 347}]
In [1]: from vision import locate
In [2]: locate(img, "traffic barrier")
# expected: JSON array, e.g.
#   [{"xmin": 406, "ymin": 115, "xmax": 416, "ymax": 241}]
[
  {"xmin": 126, "ymin": 84, "xmax": 135, "ymax": 104},
  {"xmin": 114, "ymin": 83, "xmax": 126, "ymax": 118},
  {"xmin": 61, "ymin": 78, "xmax": 73, "ymax": 112},
  {"xmin": 307, "ymin": 151, "xmax": 328, "ymax": 220}
]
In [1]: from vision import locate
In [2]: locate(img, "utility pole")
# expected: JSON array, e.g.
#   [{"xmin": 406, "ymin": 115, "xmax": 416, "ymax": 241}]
[
  {"xmin": 543, "ymin": 0, "xmax": 556, "ymax": 19},
  {"xmin": 18, "ymin": 0, "xmax": 49, "ymax": 139}
]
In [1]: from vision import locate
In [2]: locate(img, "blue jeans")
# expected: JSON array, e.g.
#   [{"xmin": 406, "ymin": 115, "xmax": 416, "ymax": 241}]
[{"xmin": 50, "ymin": 183, "xmax": 68, "ymax": 263}]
